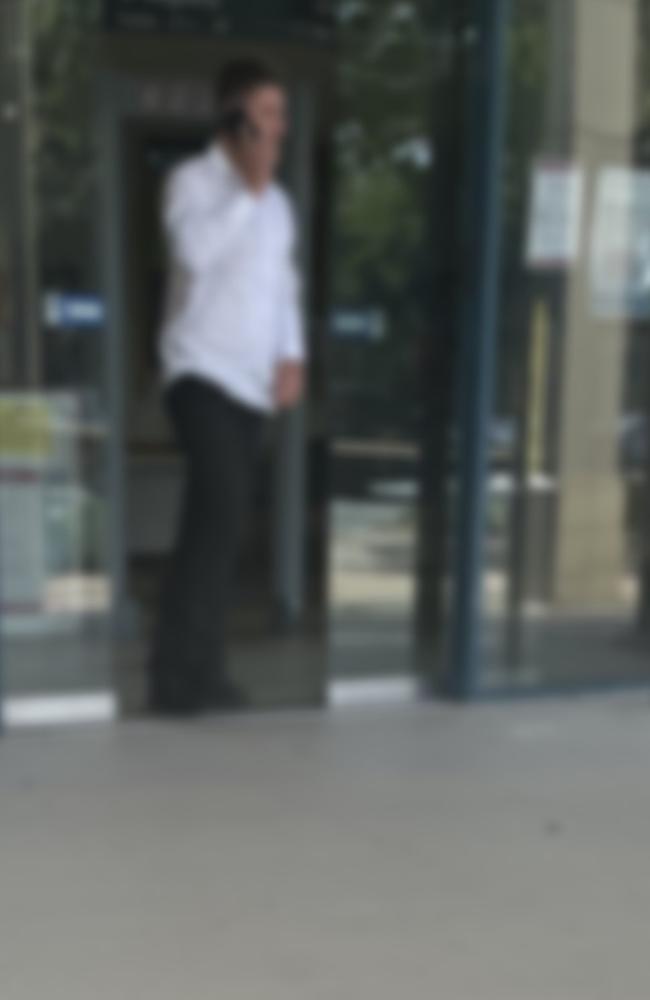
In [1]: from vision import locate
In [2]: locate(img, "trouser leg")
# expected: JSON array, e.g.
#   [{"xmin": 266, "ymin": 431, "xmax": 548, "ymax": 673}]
[{"xmin": 149, "ymin": 378, "xmax": 261, "ymax": 712}]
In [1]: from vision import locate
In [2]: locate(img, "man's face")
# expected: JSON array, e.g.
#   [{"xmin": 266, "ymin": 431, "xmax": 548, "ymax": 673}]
[{"xmin": 242, "ymin": 84, "xmax": 289, "ymax": 150}]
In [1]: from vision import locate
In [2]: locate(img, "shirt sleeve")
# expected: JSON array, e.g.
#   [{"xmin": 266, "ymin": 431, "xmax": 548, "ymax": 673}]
[
  {"xmin": 278, "ymin": 199, "xmax": 306, "ymax": 363},
  {"xmin": 163, "ymin": 165, "xmax": 257, "ymax": 275}
]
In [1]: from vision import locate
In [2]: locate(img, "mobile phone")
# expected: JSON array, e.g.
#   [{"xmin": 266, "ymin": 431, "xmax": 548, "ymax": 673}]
[{"xmin": 216, "ymin": 107, "xmax": 258, "ymax": 141}]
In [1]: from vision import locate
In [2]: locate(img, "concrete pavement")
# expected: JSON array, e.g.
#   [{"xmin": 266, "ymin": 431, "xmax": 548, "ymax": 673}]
[{"xmin": 0, "ymin": 696, "xmax": 649, "ymax": 999}]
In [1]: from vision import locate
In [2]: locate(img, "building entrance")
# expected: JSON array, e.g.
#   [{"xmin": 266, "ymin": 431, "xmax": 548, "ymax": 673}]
[{"xmin": 101, "ymin": 60, "xmax": 333, "ymax": 712}]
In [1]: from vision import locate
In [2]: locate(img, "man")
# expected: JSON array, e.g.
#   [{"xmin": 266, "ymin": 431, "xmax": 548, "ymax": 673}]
[{"xmin": 149, "ymin": 59, "xmax": 305, "ymax": 716}]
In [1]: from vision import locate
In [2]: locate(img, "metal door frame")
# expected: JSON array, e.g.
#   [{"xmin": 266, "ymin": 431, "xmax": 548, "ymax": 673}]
[
  {"xmin": 98, "ymin": 69, "xmax": 313, "ymax": 662},
  {"xmin": 449, "ymin": 0, "xmax": 512, "ymax": 698}
]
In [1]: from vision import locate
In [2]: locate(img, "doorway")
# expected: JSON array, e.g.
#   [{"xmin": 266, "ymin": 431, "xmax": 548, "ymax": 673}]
[
  {"xmin": 1, "ymin": 16, "xmax": 464, "ymax": 725},
  {"xmin": 109, "ymin": 88, "xmax": 330, "ymax": 713}
]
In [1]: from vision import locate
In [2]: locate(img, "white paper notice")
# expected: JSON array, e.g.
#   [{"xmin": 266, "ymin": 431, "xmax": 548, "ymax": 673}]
[
  {"xmin": 590, "ymin": 167, "xmax": 650, "ymax": 320},
  {"xmin": 526, "ymin": 162, "xmax": 584, "ymax": 270},
  {"xmin": 0, "ymin": 393, "xmax": 81, "ymax": 631},
  {"xmin": 0, "ymin": 473, "xmax": 47, "ymax": 614}
]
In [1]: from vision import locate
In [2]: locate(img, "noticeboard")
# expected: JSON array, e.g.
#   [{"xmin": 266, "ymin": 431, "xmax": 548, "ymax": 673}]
[{"xmin": 104, "ymin": 0, "xmax": 335, "ymax": 43}]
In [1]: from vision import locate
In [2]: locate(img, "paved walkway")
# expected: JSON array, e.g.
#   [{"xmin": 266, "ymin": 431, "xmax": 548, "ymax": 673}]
[{"xmin": 1, "ymin": 696, "xmax": 649, "ymax": 999}]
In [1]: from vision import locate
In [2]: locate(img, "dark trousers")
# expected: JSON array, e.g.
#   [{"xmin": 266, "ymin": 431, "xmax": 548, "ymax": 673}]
[{"xmin": 149, "ymin": 376, "xmax": 262, "ymax": 712}]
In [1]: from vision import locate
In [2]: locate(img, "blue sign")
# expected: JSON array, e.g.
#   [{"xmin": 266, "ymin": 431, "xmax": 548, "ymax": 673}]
[
  {"xmin": 43, "ymin": 293, "xmax": 106, "ymax": 330},
  {"xmin": 330, "ymin": 308, "xmax": 386, "ymax": 342}
]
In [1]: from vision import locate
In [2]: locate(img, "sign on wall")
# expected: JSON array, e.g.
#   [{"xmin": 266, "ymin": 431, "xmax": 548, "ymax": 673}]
[
  {"xmin": 0, "ymin": 394, "xmax": 84, "ymax": 631},
  {"xmin": 43, "ymin": 292, "xmax": 106, "ymax": 330},
  {"xmin": 104, "ymin": 0, "xmax": 335, "ymax": 42},
  {"xmin": 525, "ymin": 161, "xmax": 584, "ymax": 270},
  {"xmin": 0, "ymin": 397, "xmax": 52, "ymax": 621},
  {"xmin": 590, "ymin": 167, "xmax": 650, "ymax": 320},
  {"xmin": 330, "ymin": 308, "xmax": 386, "ymax": 342}
]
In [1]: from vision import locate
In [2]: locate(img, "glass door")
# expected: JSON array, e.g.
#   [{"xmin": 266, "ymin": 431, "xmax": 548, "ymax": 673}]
[
  {"xmin": 327, "ymin": 0, "xmax": 470, "ymax": 697},
  {"xmin": 0, "ymin": 0, "xmax": 114, "ymax": 723},
  {"xmin": 110, "ymin": 78, "xmax": 330, "ymax": 712},
  {"xmin": 480, "ymin": 0, "xmax": 650, "ymax": 690}
]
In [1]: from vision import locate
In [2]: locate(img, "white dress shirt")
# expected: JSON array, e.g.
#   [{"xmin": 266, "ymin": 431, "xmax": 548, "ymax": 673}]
[{"xmin": 159, "ymin": 144, "xmax": 304, "ymax": 412}]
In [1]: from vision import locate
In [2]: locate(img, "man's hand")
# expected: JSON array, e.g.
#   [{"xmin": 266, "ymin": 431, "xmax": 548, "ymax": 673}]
[
  {"xmin": 231, "ymin": 127, "xmax": 277, "ymax": 193},
  {"xmin": 274, "ymin": 361, "xmax": 305, "ymax": 410},
  {"xmin": 224, "ymin": 83, "xmax": 287, "ymax": 194}
]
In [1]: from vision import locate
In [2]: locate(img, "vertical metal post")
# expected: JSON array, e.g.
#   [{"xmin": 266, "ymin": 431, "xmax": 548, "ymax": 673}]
[
  {"xmin": 272, "ymin": 83, "xmax": 313, "ymax": 627},
  {"xmin": 0, "ymin": 473, "xmax": 3, "ymax": 734},
  {"xmin": 449, "ymin": 0, "xmax": 511, "ymax": 698},
  {"xmin": 0, "ymin": 0, "xmax": 32, "ymax": 731},
  {"xmin": 98, "ymin": 73, "xmax": 129, "ymax": 636},
  {"xmin": 0, "ymin": 2, "xmax": 8, "ymax": 735},
  {"xmin": 16, "ymin": 0, "xmax": 41, "ymax": 385}
]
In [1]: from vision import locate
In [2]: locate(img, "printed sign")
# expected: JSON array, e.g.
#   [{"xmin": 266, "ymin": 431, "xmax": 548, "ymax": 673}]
[
  {"xmin": 0, "ymin": 397, "xmax": 52, "ymax": 458},
  {"xmin": 590, "ymin": 167, "xmax": 650, "ymax": 320},
  {"xmin": 526, "ymin": 161, "xmax": 584, "ymax": 270},
  {"xmin": 0, "ymin": 394, "xmax": 82, "ymax": 629},
  {"xmin": 331, "ymin": 308, "xmax": 386, "ymax": 342},
  {"xmin": 43, "ymin": 292, "xmax": 106, "ymax": 330}
]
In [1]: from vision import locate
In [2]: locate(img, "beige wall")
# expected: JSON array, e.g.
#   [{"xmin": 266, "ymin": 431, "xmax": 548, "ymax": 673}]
[{"xmin": 553, "ymin": 0, "xmax": 638, "ymax": 609}]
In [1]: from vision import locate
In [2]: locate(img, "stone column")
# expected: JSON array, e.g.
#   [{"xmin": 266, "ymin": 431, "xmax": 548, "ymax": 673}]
[{"xmin": 553, "ymin": 0, "xmax": 637, "ymax": 609}]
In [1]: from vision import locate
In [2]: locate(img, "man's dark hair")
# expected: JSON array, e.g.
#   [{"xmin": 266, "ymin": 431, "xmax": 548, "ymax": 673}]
[{"xmin": 216, "ymin": 58, "xmax": 283, "ymax": 107}]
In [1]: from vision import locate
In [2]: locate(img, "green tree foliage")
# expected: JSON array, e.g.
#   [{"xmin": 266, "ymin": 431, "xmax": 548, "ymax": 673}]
[
  {"xmin": 331, "ymin": 0, "xmax": 438, "ymax": 435},
  {"xmin": 331, "ymin": 0, "xmax": 549, "ymax": 437},
  {"xmin": 30, "ymin": 0, "xmax": 100, "ymax": 282}
]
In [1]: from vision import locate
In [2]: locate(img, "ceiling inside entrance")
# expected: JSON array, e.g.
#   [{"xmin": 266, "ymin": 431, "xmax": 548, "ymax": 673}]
[{"xmin": 104, "ymin": 0, "xmax": 335, "ymax": 43}]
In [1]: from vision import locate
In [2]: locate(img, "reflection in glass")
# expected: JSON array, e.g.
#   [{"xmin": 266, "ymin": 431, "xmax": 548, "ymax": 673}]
[
  {"xmin": 482, "ymin": 0, "xmax": 650, "ymax": 690},
  {"xmin": 0, "ymin": 0, "xmax": 112, "ymax": 701},
  {"xmin": 328, "ymin": 0, "xmax": 461, "ymax": 688}
]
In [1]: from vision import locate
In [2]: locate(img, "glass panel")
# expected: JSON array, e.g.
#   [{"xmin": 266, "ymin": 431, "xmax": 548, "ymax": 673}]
[
  {"xmin": 1, "ymin": 3, "xmax": 336, "ymax": 715},
  {"xmin": 482, "ymin": 0, "xmax": 650, "ymax": 690},
  {"xmin": 0, "ymin": 0, "xmax": 113, "ymax": 703},
  {"xmin": 328, "ymin": 0, "xmax": 465, "ymax": 689}
]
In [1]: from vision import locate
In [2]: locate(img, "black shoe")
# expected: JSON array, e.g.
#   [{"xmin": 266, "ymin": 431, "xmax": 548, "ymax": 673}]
[
  {"xmin": 150, "ymin": 699, "xmax": 206, "ymax": 719},
  {"xmin": 148, "ymin": 667, "xmax": 208, "ymax": 719},
  {"xmin": 149, "ymin": 689, "xmax": 207, "ymax": 718},
  {"xmin": 210, "ymin": 677, "xmax": 249, "ymax": 711}
]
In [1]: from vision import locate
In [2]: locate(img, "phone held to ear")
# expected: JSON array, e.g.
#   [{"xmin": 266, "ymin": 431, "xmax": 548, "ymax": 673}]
[{"xmin": 216, "ymin": 107, "xmax": 258, "ymax": 141}]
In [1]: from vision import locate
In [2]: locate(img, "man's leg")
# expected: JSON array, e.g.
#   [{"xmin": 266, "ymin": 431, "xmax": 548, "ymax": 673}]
[{"xmin": 149, "ymin": 378, "xmax": 261, "ymax": 714}]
